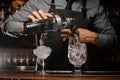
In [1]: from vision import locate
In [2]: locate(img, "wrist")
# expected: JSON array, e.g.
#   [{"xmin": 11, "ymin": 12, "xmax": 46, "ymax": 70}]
[
  {"xmin": 92, "ymin": 33, "xmax": 99, "ymax": 44},
  {"xmin": 20, "ymin": 24, "xmax": 24, "ymax": 33}
]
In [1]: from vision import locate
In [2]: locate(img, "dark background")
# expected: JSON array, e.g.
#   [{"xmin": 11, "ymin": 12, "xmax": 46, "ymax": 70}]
[{"xmin": 0, "ymin": 0, "xmax": 120, "ymax": 71}]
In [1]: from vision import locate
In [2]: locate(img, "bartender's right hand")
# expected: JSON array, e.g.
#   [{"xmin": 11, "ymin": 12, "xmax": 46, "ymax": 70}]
[
  {"xmin": 28, "ymin": 10, "xmax": 53, "ymax": 21},
  {"xmin": 20, "ymin": 10, "xmax": 53, "ymax": 32}
]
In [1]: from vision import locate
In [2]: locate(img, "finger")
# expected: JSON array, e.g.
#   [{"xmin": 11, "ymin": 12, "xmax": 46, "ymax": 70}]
[
  {"xmin": 76, "ymin": 28, "xmax": 81, "ymax": 34},
  {"xmin": 32, "ymin": 11, "xmax": 42, "ymax": 20},
  {"xmin": 38, "ymin": 10, "xmax": 47, "ymax": 19},
  {"xmin": 28, "ymin": 15, "xmax": 36, "ymax": 21},
  {"xmin": 45, "ymin": 13, "xmax": 53, "ymax": 18},
  {"xmin": 61, "ymin": 29, "xmax": 70, "ymax": 32},
  {"xmin": 61, "ymin": 34, "xmax": 71, "ymax": 38}
]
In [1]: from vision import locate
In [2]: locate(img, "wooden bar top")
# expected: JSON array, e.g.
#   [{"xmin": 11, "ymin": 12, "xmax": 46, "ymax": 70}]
[
  {"xmin": 0, "ymin": 71, "xmax": 120, "ymax": 80},
  {"xmin": 0, "ymin": 74, "xmax": 120, "ymax": 80}
]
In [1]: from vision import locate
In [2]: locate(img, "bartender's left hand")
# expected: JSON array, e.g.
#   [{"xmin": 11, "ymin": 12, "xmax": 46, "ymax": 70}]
[{"xmin": 61, "ymin": 28, "xmax": 99, "ymax": 44}]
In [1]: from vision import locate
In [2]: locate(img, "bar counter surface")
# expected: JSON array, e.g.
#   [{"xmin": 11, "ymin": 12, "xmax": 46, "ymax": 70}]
[{"xmin": 0, "ymin": 71, "xmax": 120, "ymax": 80}]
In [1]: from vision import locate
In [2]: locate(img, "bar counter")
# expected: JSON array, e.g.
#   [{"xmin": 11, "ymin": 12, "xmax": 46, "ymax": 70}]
[{"xmin": 0, "ymin": 71, "xmax": 120, "ymax": 80}]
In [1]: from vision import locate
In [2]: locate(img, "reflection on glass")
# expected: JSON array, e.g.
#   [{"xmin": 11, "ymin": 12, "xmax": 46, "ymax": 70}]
[{"xmin": 26, "ymin": 56, "xmax": 29, "ymax": 65}]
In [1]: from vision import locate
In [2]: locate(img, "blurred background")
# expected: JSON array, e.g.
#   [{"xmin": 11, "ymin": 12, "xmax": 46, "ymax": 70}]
[{"xmin": 0, "ymin": 0, "xmax": 120, "ymax": 72}]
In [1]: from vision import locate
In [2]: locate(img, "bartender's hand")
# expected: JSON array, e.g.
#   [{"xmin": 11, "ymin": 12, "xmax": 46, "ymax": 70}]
[
  {"xmin": 61, "ymin": 28, "xmax": 99, "ymax": 44},
  {"xmin": 28, "ymin": 10, "xmax": 53, "ymax": 21},
  {"xmin": 20, "ymin": 10, "xmax": 53, "ymax": 32}
]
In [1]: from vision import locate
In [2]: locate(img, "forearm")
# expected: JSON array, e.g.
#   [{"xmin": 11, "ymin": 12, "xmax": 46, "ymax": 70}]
[
  {"xmin": 2, "ymin": 18, "xmax": 24, "ymax": 37},
  {"xmin": 2, "ymin": 0, "xmax": 41, "ymax": 37},
  {"xmin": 92, "ymin": 4, "xmax": 117, "ymax": 49},
  {"xmin": 96, "ymin": 34, "xmax": 117, "ymax": 49},
  {"xmin": 75, "ymin": 28, "xmax": 117, "ymax": 49}
]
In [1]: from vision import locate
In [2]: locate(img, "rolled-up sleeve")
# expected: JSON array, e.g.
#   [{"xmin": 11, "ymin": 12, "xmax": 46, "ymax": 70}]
[
  {"xmin": 93, "ymin": 4, "xmax": 117, "ymax": 49},
  {"xmin": 1, "ymin": 0, "xmax": 38, "ymax": 37}
]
